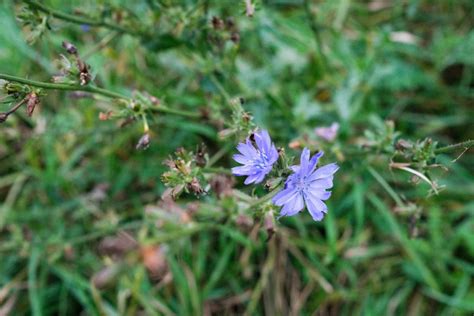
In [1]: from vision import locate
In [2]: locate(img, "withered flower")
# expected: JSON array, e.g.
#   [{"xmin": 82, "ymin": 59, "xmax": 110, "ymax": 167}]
[
  {"xmin": 26, "ymin": 92, "xmax": 40, "ymax": 117},
  {"xmin": 77, "ymin": 59, "xmax": 91, "ymax": 85},
  {"xmin": 187, "ymin": 177, "xmax": 204, "ymax": 195},
  {"xmin": 99, "ymin": 111, "xmax": 113, "ymax": 121},
  {"xmin": 230, "ymin": 32, "xmax": 240, "ymax": 43},
  {"xmin": 141, "ymin": 245, "xmax": 168, "ymax": 280},
  {"xmin": 195, "ymin": 143, "xmax": 207, "ymax": 167},
  {"xmin": 210, "ymin": 174, "xmax": 235, "ymax": 198},
  {"xmin": 211, "ymin": 16, "xmax": 224, "ymax": 29}
]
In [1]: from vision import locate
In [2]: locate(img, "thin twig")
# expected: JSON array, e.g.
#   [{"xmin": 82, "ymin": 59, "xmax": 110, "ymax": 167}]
[
  {"xmin": 435, "ymin": 140, "xmax": 474, "ymax": 154},
  {"xmin": 24, "ymin": 0, "xmax": 142, "ymax": 37},
  {"xmin": 0, "ymin": 98, "xmax": 27, "ymax": 122},
  {"xmin": 82, "ymin": 31, "xmax": 120, "ymax": 60}
]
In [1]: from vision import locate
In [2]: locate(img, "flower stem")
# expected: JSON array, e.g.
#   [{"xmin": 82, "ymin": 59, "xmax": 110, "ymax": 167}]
[
  {"xmin": 201, "ymin": 167, "xmax": 233, "ymax": 175},
  {"xmin": 246, "ymin": 184, "xmax": 283, "ymax": 210},
  {"xmin": 0, "ymin": 73, "xmax": 201, "ymax": 118},
  {"xmin": 24, "ymin": 0, "xmax": 141, "ymax": 36},
  {"xmin": 149, "ymin": 105, "xmax": 201, "ymax": 118},
  {"xmin": 0, "ymin": 73, "xmax": 128, "ymax": 100},
  {"xmin": 435, "ymin": 140, "xmax": 474, "ymax": 154}
]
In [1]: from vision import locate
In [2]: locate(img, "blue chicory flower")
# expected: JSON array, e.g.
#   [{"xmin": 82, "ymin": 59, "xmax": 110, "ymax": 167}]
[
  {"xmin": 232, "ymin": 130, "xmax": 279, "ymax": 185},
  {"xmin": 272, "ymin": 148, "xmax": 338, "ymax": 221}
]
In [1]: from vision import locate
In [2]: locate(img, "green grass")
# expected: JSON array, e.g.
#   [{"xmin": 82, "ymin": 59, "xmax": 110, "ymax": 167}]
[{"xmin": 1, "ymin": 0, "xmax": 473, "ymax": 315}]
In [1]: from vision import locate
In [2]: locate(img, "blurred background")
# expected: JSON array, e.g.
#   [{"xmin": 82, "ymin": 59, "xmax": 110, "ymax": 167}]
[{"xmin": 0, "ymin": 0, "xmax": 473, "ymax": 315}]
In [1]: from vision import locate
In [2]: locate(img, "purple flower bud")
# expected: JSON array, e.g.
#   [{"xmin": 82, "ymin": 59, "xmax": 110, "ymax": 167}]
[{"xmin": 315, "ymin": 123, "xmax": 339, "ymax": 142}]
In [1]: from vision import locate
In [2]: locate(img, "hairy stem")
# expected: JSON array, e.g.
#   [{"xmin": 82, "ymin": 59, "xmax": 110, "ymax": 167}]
[
  {"xmin": 0, "ymin": 73, "xmax": 201, "ymax": 118},
  {"xmin": 435, "ymin": 140, "xmax": 474, "ymax": 154},
  {"xmin": 0, "ymin": 73, "xmax": 127, "ymax": 99}
]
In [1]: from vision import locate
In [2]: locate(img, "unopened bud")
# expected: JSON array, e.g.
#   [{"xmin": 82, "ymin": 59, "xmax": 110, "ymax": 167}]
[
  {"xmin": 230, "ymin": 32, "xmax": 240, "ymax": 43},
  {"xmin": 136, "ymin": 133, "xmax": 150, "ymax": 150},
  {"xmin": 187, "ymin": 177, "xmax": 204, "ymax": 195},
  {"xmin": 149, "ymin": 95, "xmax": 161, "ymax": 105},
  {"xmin": 0, "ymin": 113, "xmax": 8, "ymax": 123},
  {"xmin": 62, "ymin": 41, "xmax": 78, "ymax": 55},
  {"xmin": 211, "ymin": 16, "xmax": 224, "ymax": 29},
  {"xmin": 395, "ymin": 139, "xmax": 412, "ymax": 151},
  {"xmin": 99, "ymin": 111, "xmax": 113, "ymax": 121}
]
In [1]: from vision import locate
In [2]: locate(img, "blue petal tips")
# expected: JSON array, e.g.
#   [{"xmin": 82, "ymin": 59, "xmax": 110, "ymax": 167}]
[
  {"xmin": 232, "ymin": 130, "xmax": 279, "ymax": 185},
  {"xmin": 272, "ymin": 148, "xmax": 338, "ymax": 221}
]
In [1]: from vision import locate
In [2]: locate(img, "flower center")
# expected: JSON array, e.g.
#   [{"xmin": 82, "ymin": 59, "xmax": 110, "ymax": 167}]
[
  {"xmin": 253, "ymin": 151, "xmax": 269, "ymax": 170},
  {"xmin": 294, "ymin": 176, "xmax": 308, "ymax": 192}
]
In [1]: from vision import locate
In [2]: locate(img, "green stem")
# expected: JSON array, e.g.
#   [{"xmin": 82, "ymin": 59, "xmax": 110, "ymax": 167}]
[
  {"xmin": 82, "ymin": 31, "xmax": 120, "ymax": 60},
  {"xmin": 435, "ymin": 140, "xmax": 474, "ymax": 154},
  {"xmin": 0, "ymin": 73, "xmax": 127, "ymax": 99},
  {"xmin": 303, "ymin": 0, "xmax": 328, "ymax": 71},
  {"xmin": 246, "ymin": 184, "xmax": 283, "ymax": 211},
  {"xmin": 201, "ymin": 167, "xmax": 232, "ymax": 175},
  {"xmin": 206, "ymin": 143, "xmax": 233, "ymax": 167},
  {"xmin": 1, "ymin": 73, "xmax": 201, "ymax": 118},
  {"xmin": 210, "ymin": 75, "xmax": 231, "ymax": 103},
  {"xmin": 24, "ymin": 0, "xmax": 140, "ymax": 36},
  {"xmin": 150, "ymin": 105, "xmax": 200, "ymax": 118},
  {"xmin": 368, "ymin": 166, "xmax": 405, "ymax": 208}
]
